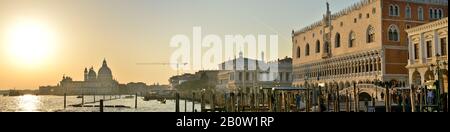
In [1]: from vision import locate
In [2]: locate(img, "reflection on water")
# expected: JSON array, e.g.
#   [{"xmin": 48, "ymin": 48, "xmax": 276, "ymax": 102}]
[
  {"xmin": 18, "ymin": 95, "xmax": 39, "ymax": 112},
  {"xmin": 0, "ymin": 95, "xmax": 206, "ymax": 112}
]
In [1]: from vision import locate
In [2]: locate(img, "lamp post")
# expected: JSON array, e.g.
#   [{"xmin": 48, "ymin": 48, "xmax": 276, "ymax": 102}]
[
  {"xmin": 374, "ymin": 74, "xmax": 379, "ymax": 101},
  {"xmin": 200, "ymin": 88, "xmax": 206, "ymax": 112},
  {"xmin": 430, "ymin": 53, "xmax": 447, "ymax": 112},
  {"xmin": 305, "ymin": 75, "xmax": 310, "ymax": 112}
]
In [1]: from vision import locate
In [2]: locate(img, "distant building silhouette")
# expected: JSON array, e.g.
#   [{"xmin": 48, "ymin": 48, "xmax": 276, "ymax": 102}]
[
  {"xmin": 59, "ymin": 59, "xmax": 119, "ymax": 95},
  {"xmin": 39, "ymin": 59, "xmax": 171, "ymax": 95}
]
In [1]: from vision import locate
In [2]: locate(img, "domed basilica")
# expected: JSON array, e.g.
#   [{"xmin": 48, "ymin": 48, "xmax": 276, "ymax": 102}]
[{"xmin": 60, "ymin": 59, "xmax": 119, "ymax": 95}]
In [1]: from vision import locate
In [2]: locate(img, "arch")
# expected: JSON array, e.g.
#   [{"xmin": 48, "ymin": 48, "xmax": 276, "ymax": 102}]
[
  {"xmin": 345, "ymin": 81, "xmax": 351, "ymax": 88},
  {"xmin": 394, "ymin": 5, "xmax": 399, "ymax": 16},
  {"xmin": 413, "ymin": 71, "xmax": 421, "ymax": 85},
  {"xmin": 339, "ymin": 82, "xmax": 345, "ymax": 89},
  {"xmin": 305, "ymin": 44, "xmax": 310, "ymax": 56},
  {"xmin": 296, "ymin": 46, "xmax": 301, "ymax": 58},
  {"xmin": 438, "ymin": 9, "xmax": 443, "ymax": 19},
  {"xmin": 434, "ymin": 9, "xmax": 438, "ymax": 19},
  {"xmin": 367, "ymin": 25, "xmax": 375, "ymax": 43},
  {"xmin": 315, "ymin": 40, "xmax": 321, "ymax": 53},
  {"xmin": 406, "ymin": 5, "xmax": 411, "ymax": 18},
  {"xmin": 359, "ymin": 92, "xmax": 372, "ymax": 101},
  {"xmin": 389, "ymin": 5, "xmax": 394, "ymax": 16},
  {"xmin": 418, "ymin": 7, "xmax": 424, "ymax": 20},
  {"xmin": 430, "ymin": 8, "xmax": 434, "ymax": 19},
  {"xmin": 335, "ymin": 33, "xmax": 341, "ymax": 48},
  {"xmin": 424, "ymin": 70, "xmax": 435, "ymax": 81},
  {"xmin": 389, "ymin": 4, "xmax": 399, "ymax": 16},
  {"xmin": 349, "ymin": 31, "xmax": 356, "ymax": 47},
  {"xmin": 388, "ymin": 24, "xmax": 399, "ymax": 41},
  {"xmin": 324, "ymin": 42, "xmax": 330, "ymax": 54}
]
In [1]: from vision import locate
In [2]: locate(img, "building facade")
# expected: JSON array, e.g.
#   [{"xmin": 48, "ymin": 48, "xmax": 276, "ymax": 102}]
[
  {"xmin": 59, "ymin": 59, "xmax": 120, "ymax": 95},
  {"xmin": 38, "ymin": 59, "xmax": 120, "ymax": 95},
  {"xmin": 406, "ymin": 17, "xmax": 448, "ymax": 93},
  {"xmin": 216, "ymin": 52, "xmax": 292, "ymax": 93},
  {"xmin": 292, "ymin": 0, "xmax": 448, "ymax": 90}
]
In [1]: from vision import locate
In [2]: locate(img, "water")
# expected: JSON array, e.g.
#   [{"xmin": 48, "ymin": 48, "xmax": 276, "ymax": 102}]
[{"xmin": 0, "ymin": 95, "xmax": 206, "ymax": 112}]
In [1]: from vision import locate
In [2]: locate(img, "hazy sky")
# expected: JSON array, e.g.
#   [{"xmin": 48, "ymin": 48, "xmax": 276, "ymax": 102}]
[{"xmin": 0, "ymin": 0, "xmax": 357, "ymax": 89}]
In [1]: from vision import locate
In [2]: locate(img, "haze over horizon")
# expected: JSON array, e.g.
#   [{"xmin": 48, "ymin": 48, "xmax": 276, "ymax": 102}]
[{"xmin": 0, "ymin": 0, "xmax": 358, "ymax": 90}]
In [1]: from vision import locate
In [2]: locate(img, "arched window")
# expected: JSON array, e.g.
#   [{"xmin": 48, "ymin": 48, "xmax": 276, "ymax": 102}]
[
  {"xmin": 296, "ymin": 47, "xmax": 301, "ymax": 58},
  {"xmin": 389, "ymin": 5, "xmax": 394, "ymax": 16},
  {"xmin": 349, "ymin": 31, "xmax": 355, "ymax": 48},
  {"xmin": 438, "ymin": 9, "xmax": 443, "ymax": 18},
  {"xmin": 434, "ymin": 9, "xmax": 438, "ymax": 19},
  {"xmin": 367, "ymin": 25, "xmax": 375, "ymax": 43},
  {"xmin": 388, "ymin": 25, "xmax": 399, "ymax": 41},
  {"xmin": 389, "ymin": 4, "xmax": 399, "ymax": 16},
  {"xmin": 394, "ymin": 5, "xmax": 399, "ymax": 16},
  {"xmin": 315, "ymin": 40, "xmax": 320, "ymax": 53},
  {"xmin": 305, "ymin": 44, "xmax": 310, "ymax": 56},
  {"xmin": 406, "ymin": 5, "xmax": 411, "ymax": 19},
  {"xmin": 324, "ymin": 42, "xmax": 329, "ymax": 54},
  {"xmin": 335, "ymin": 33, "xmax": 341, "ymax": 48},
  {"xmin": 418, "ymin": 7, "xmax": 424, "ymax": 20},
  {"xmin": 430, "ymin": 8, "xmax": 434, "ymax": 19}
]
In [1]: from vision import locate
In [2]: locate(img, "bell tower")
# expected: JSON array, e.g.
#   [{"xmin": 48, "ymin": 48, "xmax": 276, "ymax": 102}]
[
  {"xmin": 84, "ymin": 68, "xmax": 88, "ymax": 81},
  {"xmin": 322, "ymin": 2, "xmax": 332, "ymax": 59}
]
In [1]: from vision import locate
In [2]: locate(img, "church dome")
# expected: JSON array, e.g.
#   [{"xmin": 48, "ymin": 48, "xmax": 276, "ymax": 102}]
[
  {"xmin": 88, "ymin": 67, "xmax": 97, "ymax": 81},
  {"xmin": 98, "ymin": 59, "xmax": 113, "ymax": 80}
]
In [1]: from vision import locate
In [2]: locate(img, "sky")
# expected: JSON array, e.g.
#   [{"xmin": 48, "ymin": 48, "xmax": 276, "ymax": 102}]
[{"xmin": 0, "ymin": 0, "xmax": 358, "ymax": 89}]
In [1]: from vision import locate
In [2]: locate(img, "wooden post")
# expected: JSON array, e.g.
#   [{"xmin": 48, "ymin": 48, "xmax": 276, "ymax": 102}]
[
  {"xmin": 200, "ymin": 92, "xmax": 205, "ymax": 112},
  {"xmin": 212, "ymin": 93, "xmax": 216, "ymax": 112},
  {"xmin": 318, "ymin": 86, "xmax": 322, "ymax": 112},
  {"xmin": 410, "ymin": 84, "xmax": 416, "ymax": 112},
  {"xmin": 135, "ymin": 93, "xmax": 138, "ymax": 109},
  {"xmin": 103, "ymin": 94, "xmax": 105, "ymax": 100},
  {"xmin": 372, "ymin": 95, "xmax": 376, "ymax": 112},
  {"xmin": 192, "ymin": 92, "xmax": 195, "ymax": 112},
  {"xmin": 231, "ymin": 93, "xmax": 235, "ymax": 112},
  {"xmin": 250, "ymin": 93, "xmax": 255, "ymax": 112},
  {"xmin": 99, "ymin": 99, "xmax": 104, "ymax": 112},
  {"xmin": 175, "ymin": 93, "xmax": 180, "ymax": 112},
  {"xmin": 306, "ymin": 87, "xmax": 310, "ymax": 112},
  {"xmin": 255, "ymin": 92, "xmax": 259, "ymax": 112},
  {"xmin": 326, "ymin": 88, "xmax": 329, "ymax": 112},
  {"xmin": 337, "ymin": 86, "xmax": 341, "ymax": 112},
  {"xmin": 419, "ymin": 89, "xmax": 423, "ymax": 112},
  {"xmin": 283, "ymin": 92, "xmax": 287, "ymax": 112},
  {"xmin": 277, "ymin": 92, "xmax": 281, "ymax": 112},
  {"xmin": 385, "ymin": 84, "xmax": 390, "ymax": 112},
  {"xmin": 262, "ymin": 91, "xmax": 266, "ymax": 109},
  {"xmin": 402, "ymin": 91, "xmax": 406, "ymax": 112},
  {"xmin": 94, "ymin": 95, "xmax": 96, "ymax": 102},
  {"xmin": 64, "ymin": 93, "xmax": 67, "ymax": 109},
  {"xmin": 353, "ymin": 83, "xmax": 358, "ymax": 112},
  {"xmin": 82, "ymin": 95, "xmax": 85, "ymax": 106},
  {"xmin": 268, "ymin": 92, "xmax": 273, "ymax": 112},
  {"xmin": 346, "ymin": 90, "xmax": 350, "ymax": 112},
  {"xmin": 185, "ymin": 95, "xmax": 187, "ymax": 112}
]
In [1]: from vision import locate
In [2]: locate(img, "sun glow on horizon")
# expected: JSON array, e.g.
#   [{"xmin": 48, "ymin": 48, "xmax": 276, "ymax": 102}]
[{"xmin": 4, "ymin": 18, "xmax": 58, "ymax": 67}]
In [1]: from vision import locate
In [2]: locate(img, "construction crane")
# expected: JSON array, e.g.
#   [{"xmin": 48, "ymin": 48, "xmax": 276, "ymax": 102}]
[{"xmin": 136, "ymin": 62, "xmax": 188, "ymax": 76}]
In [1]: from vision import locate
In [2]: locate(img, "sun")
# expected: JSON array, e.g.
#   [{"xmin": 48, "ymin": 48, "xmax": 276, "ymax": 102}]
[{"xmin": 5, "ymin": 19, "xmax": 56, "ymax": 66}]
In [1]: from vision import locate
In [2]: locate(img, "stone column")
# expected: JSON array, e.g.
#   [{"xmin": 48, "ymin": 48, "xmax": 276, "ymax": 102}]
[{"xmin": 408, "ymin": 36, "xmax": 414, "ymax": 65}]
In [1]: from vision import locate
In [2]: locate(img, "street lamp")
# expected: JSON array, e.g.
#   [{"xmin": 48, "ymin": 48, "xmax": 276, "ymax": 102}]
[
  {"xmin": 429, "ymin": 53, "xmax": 447, "ymax": 111},
  {"xmin": 374, "ymin": 74, "xmax": 379, "ymax": 100}
]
